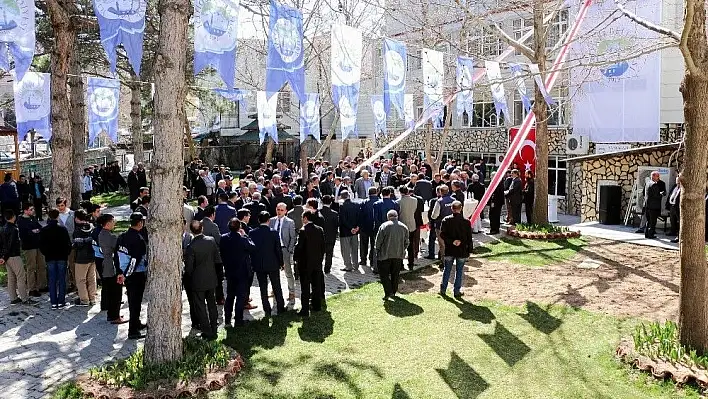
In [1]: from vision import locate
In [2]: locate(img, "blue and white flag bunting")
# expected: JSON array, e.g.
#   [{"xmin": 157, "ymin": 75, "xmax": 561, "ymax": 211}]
[
  {"xmin": 529, "ymin": 63, "xmax": 556, "ymax": 106},
  {"xmin": 14, "ymin": 72, "xmax": 50, "ymax": 141},
  {"xmin": 456, "ymin": 56, "xmax": 474, "ymax": 117},
  {"xmin": 93, "ymin": 0, "xmax": 147, "ymax": 76},
  {"xmin": 331, "ymin": 24, "xmax": 362, "ymax": 140},
  {"xmin": 371, "ymin": 95, "xmax": 386, "ymax": 136},
  {"xmin": 510, "ymin": 63, "xmax": 531, "ymax": 113},
  {"xmin": 213, "ymin": 88, "xmax": 251, "ymax": 112},
  {"xmin": 403, "ymin": 94, "xmax": 414, "ymax": 129},
  {"xmin": 300, "ymin": 93, "xmax": 320, "ymax": 143},
  {"xmin": 257, "ymin": 91, "xmax": 279, "ymax": 145},
  {"xmin": 485, "ymin": 61, "xmax": 508, "ymax": 121},
  {"xmin": 194, "ymin": 0, "xmax": 240, "ymax": 87},
  {"xmin": 422, "ymin": 48, "xmax": 444, "ymax": 127},
  {"xmin": 87, "ymin": 77, "xmax": 120, "ymax": 145},
  {"xmin": 266, "ymin": 0, "xmax": 305, "ymax": 102},
  {"xmin": 0, "ymin": 0, "xmax": 35, "ymax": 81},
  {"xmin": 383, "ymin": 39, "xmax": 406, "ymax": 119}
]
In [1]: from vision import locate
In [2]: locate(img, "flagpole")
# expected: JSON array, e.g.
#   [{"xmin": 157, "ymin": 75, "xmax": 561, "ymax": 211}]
[{"xmin": 468, "ymin": 0, "xmax": 594, "ymax": 224}]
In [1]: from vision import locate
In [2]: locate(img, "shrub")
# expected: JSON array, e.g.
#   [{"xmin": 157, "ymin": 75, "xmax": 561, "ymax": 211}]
[
  {"xmin": 633, "ymin": 321, "xmax": 708, "ymax": 370},
  {"xmin": 514, "ymin": 223, "xmax": 570, "ymax": 234}
]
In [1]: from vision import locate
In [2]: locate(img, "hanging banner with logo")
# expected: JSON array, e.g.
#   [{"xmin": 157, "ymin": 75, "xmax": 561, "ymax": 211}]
[
  {"xmin": 331, "ymin": 24, "xmax": 362, "ymax": 140},
  {"xmin": 510, "ymin": 63, "xmax": 531, "ymax": 113},
  {"xmin": 422, "ymin": 48, "xmax": 444, "ymax": 126},
  {"xmin": 456, "ymin": 56, "xmax": 474, "ymax": 117},
  {"xmin": 383, "ymin": 39, "xmax": 406, "ymax": 119},
  {"xmin": 570, "ymin": 0, "xmax": 661, "ymax": 142},
  {"xmin": 266, "ymin": 0, "xmax": 304, "ymax": 101},
  {"xmin": 300, "ymin": 93, "xmax": 320, "ymax": 143},
  {"xmin": 14, "ymin": 72, "xmax": 50, "ymax": 141},
  {"xmin": 403, "ymin": 93, "xmax": 414, "ymax": 129},
  {"xmin": 484, "ymin": 60, "xmax": 508, "ymax": 121},
  {"xmin": 257, "ymin": 91, "xmax": 279, "ymax": 145},
  {"xmin": 93, "ymin": 0, "xmax": 148, "ymax": 75},
  {"xmin": 0, "ymin": 0, "xmax": 34, "ymax": 81},
  {"xmin": 194, "ymin": 0, "xmax": 240, "ymax": 87},
  {"xmin": 509, "ymin": 127, "xmax": 536, "ymax": 181},
  {"xmin": 87, "ymin": 77, "xmax": 120, "ymax": 145},
  {"xmin": 528, "ymin": 63, "xmax": 555, "ymax": 106},
  {"xmin": 213, "ymin": 88, "xmax": 251, "ymax": 112},
  {"xmin": 371, "ymin": 94, "xmax": 386, "ymax": 136}
]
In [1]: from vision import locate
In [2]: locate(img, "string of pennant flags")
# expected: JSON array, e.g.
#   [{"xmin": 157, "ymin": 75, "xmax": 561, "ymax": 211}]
[{"xmin": 0, "ymin": 0, "xmax": 556, "ymax": 146}]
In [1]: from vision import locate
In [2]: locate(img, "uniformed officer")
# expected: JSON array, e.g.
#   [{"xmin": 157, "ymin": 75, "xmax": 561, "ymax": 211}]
[{"xmin": 116, "ymin": 212, "xmax": 148, "ymax": 340}]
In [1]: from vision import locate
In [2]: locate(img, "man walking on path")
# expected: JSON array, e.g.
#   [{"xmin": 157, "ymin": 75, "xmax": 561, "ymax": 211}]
[
  {"xmin": 375, "ymin": 210, "xmax": 409, "ymax": 301},
  {"xmin": 439, "ymin": 201, "xmax": 473, "ymax": 298},
  {"xmin": 184, "ymin": 220, "xmax": 222, "ymax": 340}
]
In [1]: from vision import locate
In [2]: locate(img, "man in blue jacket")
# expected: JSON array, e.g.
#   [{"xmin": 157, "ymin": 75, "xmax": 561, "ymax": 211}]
[
  {"xmin": 220, "ymin": 218, "xmax": 256, "ymax": 327},
  {"xmin": 214, "ymin": 193, "xmax": 236, "ymax": 234},
  {"xmin": 248, "ymin": 211, "xmax": 286, "ymax": 317},
  {"xmin": 358, "ymin": 187, "xmax": 379, "ymax": 271},
  {"xmin": 374, "ymin": 186, "xmax": 400, "ymax": 231}
]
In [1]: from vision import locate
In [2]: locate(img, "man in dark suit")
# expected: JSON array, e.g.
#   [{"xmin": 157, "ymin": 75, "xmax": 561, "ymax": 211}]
[
  {"xmin": 645, "ymin": 171, "xmax": 667, "ymax": 239},
  {"xmin": 319, "ymin": 172, "xmax": 335, "ymax": 197},
  {"xmin": 184, "ymin": 220, "xmax": 222, "ymax": 340},
  {"xmin": 414, "ymin": 173, "xmax": 434, "ymax": 202},
  {"xmin": 358, "ymin": 187, "xmax": 379, "ymax": 269},
  {"xmin": 489, "ymin": 172, "xmax": 505, "ymax": 234},
  {"xmin": 338, "ymin": 191, "xmax": 360, "ymax": 271},
  {"xmin": 272, "ymin": 186, "xmax": 293, "ymax": 210},
  {"xmin": 245, "ymin": 192, "xmax": 268, "ymax": 228},
  {"xmin": 201, "ymin": 206, "xmax": 225, "ymax": 304},
  {"xmin": 320, "ymin": 195, "xmax": 339, "ymax": 274},
  {"xmin": 214, "ymin": 193, "xmax": 236, "ymax": 234},
  {"xmin": 220, "ymin": 218, "xmax": 256, "ymax": 326},
  {"xmin": 294, "ymin": 210, "xmax": 325, "ymax": 317},
  {"xmin": 504, "ymin": 169, "xmax": 523, "ymax": 226},
  {"xmin": 249, "ymin": 211, "xmax": 286, "ymax": 316},
  {"xmin": 194, "ymin": 195, "xmax": 209, "ymax": 222}
]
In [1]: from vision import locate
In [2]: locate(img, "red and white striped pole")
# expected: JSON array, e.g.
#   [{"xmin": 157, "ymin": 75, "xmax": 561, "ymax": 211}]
[{"xmin": 469, "ymin": 0, "xmax": 594, "ymax": 225}]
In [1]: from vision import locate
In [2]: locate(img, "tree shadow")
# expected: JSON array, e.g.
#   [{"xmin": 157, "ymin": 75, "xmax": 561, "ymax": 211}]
[
  {"xmin": 397, "ymin": 267, "xmax": 436, "ymax": 294},
  {"xmin": 518, "ymin": 301, "xmax": 562, "ymax": 335},
  {"xmin": 384, "ymin": 297, "xmax": 424, "ymax": 318},
  {"xmin": 435, "ymin": 351, "xmax": 489, "ymax": 399},
  {"xmin": 224, "ymin": 311, "xmax": 297, "ymax": 358},
  {"xmin": 391, "ymin": 382, "xmax": 412, "ymax": 399},
  {"xmin": 557, "ymin": 284, "xmax": 588, "ymax": 308},
  {"xmin": 441, "ymin": 296, "xmax": 494, "ymax": 324},
  {"xmin": 313, "ymin": 360, "xmax": 384, "ymax": 398},
  {"xmin": 478, "ymin": 321, "xmax": 531, "ymax": 367},
  {"xmin": 298, "ymin": 309, "xmax": 335, "ymax": 343}
]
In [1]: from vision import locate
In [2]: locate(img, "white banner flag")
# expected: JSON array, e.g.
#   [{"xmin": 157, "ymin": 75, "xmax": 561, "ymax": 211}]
[
  {"xmin": 422, "ymin": 48, "xmax": 444, "ymax": 126},
  {"xmin": 257, "ymin": 91, "xmax": 279, "ymax": 145},
  {"xmin": 331, "ymin": 24, "xmax": 362, "ymax": 140},
  {"xmin": 403, "ymin": 93, "xmax": 414, "ymax": 129},
  {"xmin": 485, "ymin": 61, "xmax": 508, "ymax": 121}
]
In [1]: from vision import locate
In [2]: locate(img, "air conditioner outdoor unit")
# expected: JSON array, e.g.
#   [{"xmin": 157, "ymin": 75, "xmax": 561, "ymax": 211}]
[{"xmin": 566, "ymin": 134, "xmax": 589, "ymax": 155}]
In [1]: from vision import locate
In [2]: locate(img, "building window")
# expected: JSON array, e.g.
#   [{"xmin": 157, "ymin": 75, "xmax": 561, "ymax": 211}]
[
  {"xmin": 548, "ymin": 156, "xmax": 567, "ymax": 196},
  {"xmin": 415, "ymin": 105, "xmax": 424, "ymax": 120},
  {"xmin": 513, "ymin": 86, "xmax": 568, "ymax": 126},
  {"xmin": 467, "ymin": 27, "xmax": 502, "ymax": 57},
  {"xmin": 408, "ymin": 50, "xmax": 422, "ymax": 71},
  {"xmin": 512, "ymin": 17, "xmax": 533, "ymax": 55},
  {"xmin": 278, "ymin": 91, "xmax": 291, "ymax": 113},
  {"xmin": 547, "ymin": 9, "xmax": 569, "ymax": 49},
  {"xmin": 462, "ymin": 102, "xmax": 504, "ymax": 127}
]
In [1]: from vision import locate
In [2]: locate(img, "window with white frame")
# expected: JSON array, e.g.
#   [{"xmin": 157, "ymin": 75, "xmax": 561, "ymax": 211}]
[
  {"xmin": 547, "ymin": 9, "xmax": 569, "ymax": 49},
  {"xmin": 481, "ymin": 28, "xmax": 503, "ymax": 57},
  {"xmin": 513, "ymin": 86, "xmax": 568, "ymax": 126},
  {"xmin": 512, "ymin": 17, "xmax": 533, "ymax": 55},
  {"xmin": 548, "ymin": 156, "xmax": 567, "ymax": 196},
  {"xmin": 462, "ymin": 102, "xmax": 504, "ymax": 127}
]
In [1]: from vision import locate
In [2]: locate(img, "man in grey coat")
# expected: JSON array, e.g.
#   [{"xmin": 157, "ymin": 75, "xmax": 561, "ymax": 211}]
[
  {"xmin": 375, "ymin": 210, "xmax": 410, "ymax": 301},
  {"xmin": 269, "ymin": 202, "xmax": 297, "ymax": 307},
  {"xmin": 200, "ymin": 205, "xmax": 224, "ymax": 303},
  {"xmin": 353, "ymin": 170, "xmax": 375, "ymax": 199},
  {"xmin": 184, "ymin": 220, "xmax": 222, "ymax": 340}
]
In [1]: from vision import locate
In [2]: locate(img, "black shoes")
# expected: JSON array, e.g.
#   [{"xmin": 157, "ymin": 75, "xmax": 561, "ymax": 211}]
[
  {"xmin": 29, "ymin": 290, "xmax": 41, "ymax": 298},
  {"xmin": 297, "ymin": 310, "xmax": 309, "ymax": 317},
  {"xmin": 10, "ymin": 298, "xmax": 22, "ymax": 305},
  {"xmin": 128, "ymin": 333, "xmax": 146, "ymax": 340}
]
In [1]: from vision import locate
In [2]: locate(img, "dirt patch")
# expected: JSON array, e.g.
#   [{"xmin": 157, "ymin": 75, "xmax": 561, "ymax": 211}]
[{"xmin": 400, "ymin": 237, "xmax": 679, "ymax": 321}]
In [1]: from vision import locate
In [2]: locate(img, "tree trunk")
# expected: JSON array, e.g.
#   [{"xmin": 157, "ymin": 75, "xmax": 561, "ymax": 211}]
[
  {"xmin": 131, "ymin": 77, "xmax": 144, "ymax": 166},
  {"xmin": 531, "ymin": 0, "xmax": 549, "ymax": 225},
  {"xmin": 69, "ymin": 46, "xmax": 85, "ymax": 210},
  {"xmin": 265, "ymin": 137, "xmax": 275, "ymax": 164},
  {"xmin": 299, "ymin": 139, "xmax": 308, "ymax": 178},
  {"xmin": 46, "ymin": 0, "xmax": 75, "ymax": 204},
  {"xmin": 144, "ymin": 0, "xmax": 189, "ymax": 364},
  {"xmin": 434, "ymin": 105, "xmax": 454, "ymax": 173},
  {"xmin": 678, "ymin": 0, "xmax": 708, "ymax": 352},
  {"xmin": 425, "ymin": 123, "xmax": 433, "ymax": 166}
]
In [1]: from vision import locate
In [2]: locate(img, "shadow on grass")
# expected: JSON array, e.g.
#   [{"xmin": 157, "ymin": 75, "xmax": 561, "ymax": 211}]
[
  {"xmin": 224, "ymin": 311, "xmax": 298, "ymax": 358},
  {"xmin": 313, "ymin": 360, "xmax": 384, "ymax": 398},
  {"xmin": 435, "ymin": 351, "xmax": 489, "ymax": 399},
  {"xmin": 298, "ymin": 310, "xmax": 335, "ymax": 343},
  {"xmin": 478, "ymin": 321, "xmax": 531, "ymax": 367},
  {"xmin": 519, "ymin": 301, "xmax": 563, "ymax": 335},
  {"xmin": 442, "ymin": 296, "xmax": 495, "ymax": 324},
  {"xmin": 384, "ymin": 296, "xmax": 424, "ymax": 317},
  {"xmin": 391, "ymin": 382, "xmax": 411, "ymax": 399}
]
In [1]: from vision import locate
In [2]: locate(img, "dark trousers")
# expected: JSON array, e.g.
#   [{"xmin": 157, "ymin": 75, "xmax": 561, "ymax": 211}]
[
  {"xmin": 225, "ymin": 277, "xmax": 249, "ymax": 324},
  {"xmin": 427, "ymin": 223, "xmax": 437, "ymax": 257},
  {"xmin": 524, "ymin": 202, "xmax": 534, "ymax": 225},
  {"xmin": 102, "ymin": 275, "xmax": 122, "ymax": 321},
  {"xmin": 378, "ymin": 258, "xmax": 402, "ymax": 297},
  {"xmin": 256, "ymin": 270, "xmax": 285, "ymax": 314},
  {"xmin": 407, "ymin": 229, "xmax": 421, "ymax": 267},
  {"xmin": 489, "ymin": 206, "xmax": 502, "ymax": 233},
  {"xmin": 646, "ymin": 208, "xmax": 660, "ymax": 237},
  {"xmin": 215, "ymin": 264, "xmax": 224, "ymax": 302},
  {"xmin": 125, "ymin": 272, "xmax": 146, "ymax": 335},
  {"xmin": 323, "ymin": 242, "xmax": 335, "ymax": 273},
  {"xmin": 81, "ymin": 191, "xmax": 92, "ymax": 201},
  {"xmin": 184, "ymin": 279, "xmax": 200, "ymax": 329},
  {"xmin": 300, "ymin": 268, "xmax": 322, "ymax": 313},
  {"xmin": 359, "ymin": 231, "xmax": 377, "ymax": 269},
  {"xmin": 670, "ymin": 205, "xmax": 680, "ymax": 234},
  {"xmin": 511, "ymin": 203, "xmax": 522, "ymax": 226},
  {"xmin": 33, "ymin": 198, "xmax": 44, "ymax": 220},
  {"xmin": 191, "ymin": 289, "xmax": 218, "ymax": 338}
]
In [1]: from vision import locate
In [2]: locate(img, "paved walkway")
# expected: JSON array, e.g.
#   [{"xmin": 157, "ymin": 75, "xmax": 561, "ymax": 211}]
[{"xmin": 0, "ymin": 237, "xmax": 438, "ymax": 399}]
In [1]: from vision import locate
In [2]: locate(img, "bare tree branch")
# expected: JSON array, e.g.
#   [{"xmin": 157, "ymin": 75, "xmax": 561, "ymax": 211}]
[
  {"xmin": 680, "ymin": 0, "xmax": 700, "ymax": 76},
  {"xmin": 613, "ymin": 0, "xmax": 680, "ymax": 41}
]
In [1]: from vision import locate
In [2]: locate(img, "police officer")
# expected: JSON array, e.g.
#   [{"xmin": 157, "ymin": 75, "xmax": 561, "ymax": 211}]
[{"xmin": 116, "ymin": 212, "xmax": 148, "ymax": 340}]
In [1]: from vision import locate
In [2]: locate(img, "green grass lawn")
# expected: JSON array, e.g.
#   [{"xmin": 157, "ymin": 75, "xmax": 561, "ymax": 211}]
[
  {"xmin": 472, "ymin": 237, "xmax": 587, "ymax": 267},
  {"xmin": 0, "ymin": 266, "xmax": 6, "ymax": 286},
  {"xmin": 112, "ymin": 220, "xmax": 130, "ymax": 234},
  {"xmin": 91, "ymin": 192, "xmax": 129, "ymax": 208},
  {"xmin": 212, "ymin": 283, "xmax": 698, "ymax": 399}
]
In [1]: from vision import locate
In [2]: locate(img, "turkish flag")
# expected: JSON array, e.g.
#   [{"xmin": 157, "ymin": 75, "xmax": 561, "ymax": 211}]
[{"xmin": 509, "ymin": 127, "xmax": 536, "ymax": 183}]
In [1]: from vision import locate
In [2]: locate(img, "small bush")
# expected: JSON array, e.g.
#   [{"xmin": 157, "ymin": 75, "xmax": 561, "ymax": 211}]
[
  {"xmin": 633, "ymin": 321, "xmax": 708, "ymax": 370},
  {"xmin": 514, "ymin": 223, "xmax": 569, "ymax": 234},
  {"xmin": 89, "ymin": 337, "xmax": 231, "ymax": 390}
]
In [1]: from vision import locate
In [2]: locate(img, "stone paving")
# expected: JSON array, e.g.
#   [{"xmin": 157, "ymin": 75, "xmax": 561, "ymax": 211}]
[{"xmin": 0, "ymin": 236, "xmax": 439, "ymax": 399}]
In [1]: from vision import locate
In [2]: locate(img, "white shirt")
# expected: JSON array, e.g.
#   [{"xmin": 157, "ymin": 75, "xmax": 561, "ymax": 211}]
[{"xmin": 274, "ymin": 216, "xmax": 284, "ymax": 246}]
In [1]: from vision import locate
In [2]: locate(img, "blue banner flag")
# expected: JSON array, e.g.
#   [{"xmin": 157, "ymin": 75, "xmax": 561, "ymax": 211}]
[
  {"xmin": 371, "ymin": 95, "xmax": 386, "ymax": 136},
  {"xmin": 257, "ymin": 91, "xmax": 279, "ymax": 144},
  {"xmin": 88, "ymin": 77, "xmax": 120, "ymax": 145},
  {"xmin": 383, "ymin": 39, "xmax": 406, "ymax": 119},
  {"xmin": 300, "ymin": 93, "xmax": 320, "ymax": 143},
  {"xmin": 0, "ymin": 0, "xmax": 35, "ymax": 81},
  {"xmin": 213, "ymin": 88, "xmax": 251, "ymax": 112},
  {"xmin": 93, "ymin": 0, "xmax": 147, "ymax": 75},
  {"xmin": 194, "ymin": 0, "xmax": 240, "ymax": 87},
  {"xmin": 456, "ymin": 56, "xmax": 474, "ymax": 117},
  {"xmin": 13, "ymin": 72, "xmax": 50, "ymax": 141},
  {"xmin": 266, "ymin": 0, "xmax": 305, "ymax": 101},
  {"xmin": 331, "ymin": 24, "xmax": 362, "ymax": 140},
  {"xmin": 510, "ymin": 63, "xmax": 531, "ymax": 113}
]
